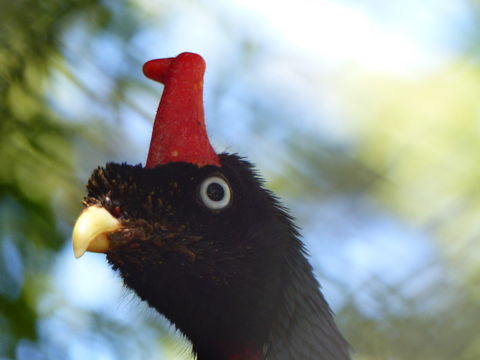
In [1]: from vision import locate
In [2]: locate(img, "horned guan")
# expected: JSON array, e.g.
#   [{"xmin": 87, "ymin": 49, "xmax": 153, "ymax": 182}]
[{"xmin": 72, "ymin": 52, "xmax": 351, "ymax": 360}]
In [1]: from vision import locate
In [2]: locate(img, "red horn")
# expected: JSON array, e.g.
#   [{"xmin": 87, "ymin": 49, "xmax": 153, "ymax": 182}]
[{"xmin": 143, "ymin": 52, "xmax": 220, "ymax": 168}]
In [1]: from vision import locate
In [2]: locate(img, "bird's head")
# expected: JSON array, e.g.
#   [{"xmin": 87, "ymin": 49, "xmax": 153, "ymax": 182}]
[{"xmin": 72, "ymin": 53, "xmax": 292, "ymax": 360}]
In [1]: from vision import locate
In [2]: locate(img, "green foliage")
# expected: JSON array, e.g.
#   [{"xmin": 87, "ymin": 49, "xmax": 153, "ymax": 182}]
[
  {"xmin": 319, "ymin": 62, "xmax": 480, "ymax": 359},
  {"xmin": 1, "ymin": 2, "xmax": 86, "ymax": 357},
  {"xmin": 0, "ymin": 0, "xmax": 137, "ymax": 358}
]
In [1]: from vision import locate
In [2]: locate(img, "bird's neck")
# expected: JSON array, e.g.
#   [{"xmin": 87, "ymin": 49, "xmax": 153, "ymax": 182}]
[
  {"xmin": 262, "ymin": 242, "xmax": 351, "ymax": 359},
  {"xmin": 195, "ymin": 344, "xmax": 262, "ymax": 360},
  {"xmin": 226, "ymin": 348, "xmax": 262, "ymax": 360},
  {"xmin": 196, "ymin": 241, "xmax": 350, "ymax": 360}
]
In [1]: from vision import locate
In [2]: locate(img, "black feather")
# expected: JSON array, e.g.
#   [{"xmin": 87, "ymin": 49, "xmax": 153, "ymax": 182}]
[{"xmin": 83, "ymin": 153, "xmax": 351, "ymax": 360}]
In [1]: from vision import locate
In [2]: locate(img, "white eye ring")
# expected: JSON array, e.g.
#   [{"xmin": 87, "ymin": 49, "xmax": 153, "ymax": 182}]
[{"xmin": 199, "ymin": 176, "xmax": 232, "ymax": 210}]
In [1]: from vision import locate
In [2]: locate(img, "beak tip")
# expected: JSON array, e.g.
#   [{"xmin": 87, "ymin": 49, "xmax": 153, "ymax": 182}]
[{"xmin": 73, "ymin": 246, "xmax": 86, "ymax": 259}]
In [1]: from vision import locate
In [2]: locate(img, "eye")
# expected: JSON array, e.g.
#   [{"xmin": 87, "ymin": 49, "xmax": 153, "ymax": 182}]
[{"xmin": 199, "ymin": 176, "xmax": 232, "ymax": 210}]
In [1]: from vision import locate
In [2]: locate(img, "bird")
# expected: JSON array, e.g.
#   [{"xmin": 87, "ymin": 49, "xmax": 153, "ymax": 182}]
[{"xmin": 72, "ymin": 52, "xmax": 351, "ymax": 360}]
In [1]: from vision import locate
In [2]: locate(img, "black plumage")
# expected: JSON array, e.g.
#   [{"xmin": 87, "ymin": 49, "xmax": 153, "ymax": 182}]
[{"xmin": 82, "ymin": 153, "xmax": 351, "ymax": 360}]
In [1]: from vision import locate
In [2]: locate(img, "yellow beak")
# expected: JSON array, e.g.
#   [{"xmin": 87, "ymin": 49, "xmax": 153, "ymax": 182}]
[{"xmin": 72, "ymin": 205, "xmax": 121, "ymax": 258}]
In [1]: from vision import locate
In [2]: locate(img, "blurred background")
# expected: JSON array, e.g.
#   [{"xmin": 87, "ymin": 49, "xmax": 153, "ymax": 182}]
[{"xmin": 1, "ymin": 0, "xmax": 480, "ymax": 359}]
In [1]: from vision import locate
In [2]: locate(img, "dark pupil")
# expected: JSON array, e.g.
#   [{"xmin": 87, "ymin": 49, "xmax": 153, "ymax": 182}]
[{"xmin": 206, "ymin": 182, "xmax": 225, "ymax": 201}]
